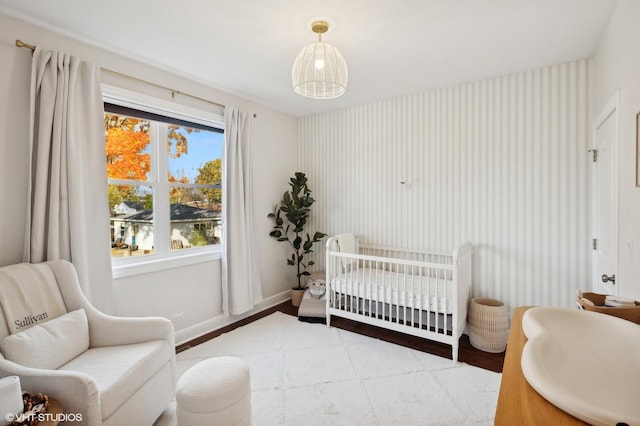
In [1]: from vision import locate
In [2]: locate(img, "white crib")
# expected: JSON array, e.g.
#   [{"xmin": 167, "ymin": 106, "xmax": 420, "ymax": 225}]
[{"xmin": 325, "ymin": 234, "xmax": 473, "ymax": 363}]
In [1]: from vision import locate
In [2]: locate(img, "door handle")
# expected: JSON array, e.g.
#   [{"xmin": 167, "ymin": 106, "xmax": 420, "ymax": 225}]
[{"xmin": 601, "ymin": 274, "xmax": 616, "ymax": 284}]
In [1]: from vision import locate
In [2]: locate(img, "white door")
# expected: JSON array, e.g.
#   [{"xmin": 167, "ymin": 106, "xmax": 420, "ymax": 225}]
[{"xmin": 592, "ymin": 94, "xmax": 618, "ymax": 295}]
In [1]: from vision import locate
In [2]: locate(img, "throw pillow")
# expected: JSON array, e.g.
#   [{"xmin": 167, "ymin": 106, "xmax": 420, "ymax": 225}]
[{"xmin": 0, "ymin": 309, "xmax": 89, "ymax": 369}]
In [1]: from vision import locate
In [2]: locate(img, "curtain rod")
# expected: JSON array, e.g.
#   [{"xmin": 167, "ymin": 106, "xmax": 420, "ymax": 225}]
[{"xmin": 15, "ymin": 39, "xmax": 226, "ymax": 110}]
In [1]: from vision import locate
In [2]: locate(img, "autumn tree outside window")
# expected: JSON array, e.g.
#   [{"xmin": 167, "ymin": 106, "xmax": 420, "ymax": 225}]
[{"xmin": 105, "ymin": 103, "xmax": 223, "ymax": 260}]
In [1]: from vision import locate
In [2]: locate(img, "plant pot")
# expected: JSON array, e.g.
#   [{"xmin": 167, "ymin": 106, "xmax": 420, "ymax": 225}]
[
  {"xmin": 291, "ymin": 288, "xmax": 306, "ymax": 307},
  {"xmin": 467, "ymin": 297, "xmax": 509, "ymax": 353}
]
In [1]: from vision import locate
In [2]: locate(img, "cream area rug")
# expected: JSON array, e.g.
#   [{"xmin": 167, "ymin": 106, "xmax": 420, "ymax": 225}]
[{"xmin": 154, "ymin": 311, "xmax": 501, "ymax": 426}]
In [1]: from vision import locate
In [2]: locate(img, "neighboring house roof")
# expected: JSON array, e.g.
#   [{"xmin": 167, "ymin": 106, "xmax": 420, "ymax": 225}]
[
  {"xmin": 114, "ymin": 201, "xmax": 144, "ymax": 215},
  {"xmin": 114, "ymin": 203, "xmax": 220, "ymax": 223}
]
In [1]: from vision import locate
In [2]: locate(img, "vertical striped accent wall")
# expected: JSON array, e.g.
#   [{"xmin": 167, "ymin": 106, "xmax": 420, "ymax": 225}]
[{"xmin": 299, "ymin": 59, "xmax": 591, "ymax": 310}]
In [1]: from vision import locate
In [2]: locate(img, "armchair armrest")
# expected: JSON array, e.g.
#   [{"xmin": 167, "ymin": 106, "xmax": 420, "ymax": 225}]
[
  {"xmin": 84, "ymin": 308, "xmax": 175, "ymax": 349},
  {"xmin": 0, "ymin": 358, "xmax": 101, "ymax": 426}
]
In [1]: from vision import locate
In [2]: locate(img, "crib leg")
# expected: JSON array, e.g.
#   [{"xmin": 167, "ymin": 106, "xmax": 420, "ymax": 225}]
[
  {"xmin": 452, "ymin": 339, "xmax": 459, "ymax": 364},
  {"xmin": 326, "ymin": 301, "xmax": 331, "ymax": 328}
]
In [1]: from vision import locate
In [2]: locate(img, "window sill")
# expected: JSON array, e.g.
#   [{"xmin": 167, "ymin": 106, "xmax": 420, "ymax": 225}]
[{"xmin": 112, "ymin": 248, "xmax": 222, "ymax": 279}]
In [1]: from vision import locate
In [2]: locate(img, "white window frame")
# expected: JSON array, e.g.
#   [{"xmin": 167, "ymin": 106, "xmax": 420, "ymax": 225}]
[{"xmin": 103, "ymin": 85, "xmax": 225, "ymax": 278}]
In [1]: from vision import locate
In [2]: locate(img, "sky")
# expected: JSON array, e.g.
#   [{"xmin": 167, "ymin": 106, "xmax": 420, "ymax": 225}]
[{"xmin": 168, "ymin": 129, "xmax": 224, "ymax": 182}]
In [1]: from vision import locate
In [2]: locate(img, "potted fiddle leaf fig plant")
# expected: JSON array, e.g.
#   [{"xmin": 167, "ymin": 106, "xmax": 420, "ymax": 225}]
[{"xmin": 268, "ymin": 172, "xmax": 326, "ymax": 307}]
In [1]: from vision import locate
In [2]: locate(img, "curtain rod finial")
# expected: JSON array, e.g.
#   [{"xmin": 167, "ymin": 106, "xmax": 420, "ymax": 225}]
[{"xmin": 16, "ymin": 40, "xmax": 36, "ymax": 52}]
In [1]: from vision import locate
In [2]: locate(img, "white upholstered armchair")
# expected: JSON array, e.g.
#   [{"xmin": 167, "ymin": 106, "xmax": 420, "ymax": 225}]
[{"xmin": 0, "ymin": 260, "xmax": 176, "ymax": 425}]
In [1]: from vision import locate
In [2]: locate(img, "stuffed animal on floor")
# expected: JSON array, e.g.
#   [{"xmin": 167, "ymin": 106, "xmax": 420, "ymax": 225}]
[{"xmin": 308, "ymin": 279, "xmax": 326, "ymax": 299}]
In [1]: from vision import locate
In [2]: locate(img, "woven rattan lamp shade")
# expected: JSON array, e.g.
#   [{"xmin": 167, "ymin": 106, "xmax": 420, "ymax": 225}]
[{"xmin": 292, "ymin": 21, "xmax": 348, "ymax": 99}]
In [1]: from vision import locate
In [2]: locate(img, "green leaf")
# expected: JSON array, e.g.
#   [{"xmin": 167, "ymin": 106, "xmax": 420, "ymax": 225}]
[{"xmin": 287, "ymin": 259, "xmax": 295, "ymax": 265}]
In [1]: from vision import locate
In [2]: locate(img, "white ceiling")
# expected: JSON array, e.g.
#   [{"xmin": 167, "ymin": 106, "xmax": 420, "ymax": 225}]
[{"xmin": 1, "ymin": 0, "xmax": 618, "ymax": 117}]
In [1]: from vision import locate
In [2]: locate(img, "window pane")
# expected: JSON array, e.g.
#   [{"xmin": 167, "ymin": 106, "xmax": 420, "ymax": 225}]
[
  {"xmin": 167, "ymin": 126, "xmax": 223, "ymax": 185},
  {"xmin": 109, "ymin": 184, "xmax": 154, "ymax": 258},
  {"xmin": 167, "ymin": 124, "xmax": 222, "ymax": 251},
  {"xmin": 169, "ymin": 188, "xmax": 221, "ymax": 251},
  {"xmin": 105, "ymin": 113, "xmax": 151, "ymax": 181}
]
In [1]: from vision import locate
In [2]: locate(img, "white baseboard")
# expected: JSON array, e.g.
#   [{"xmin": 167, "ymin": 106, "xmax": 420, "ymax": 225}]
[{"xmin": 174, "ymin": 289, "xmax": 291, "ymax": 346}]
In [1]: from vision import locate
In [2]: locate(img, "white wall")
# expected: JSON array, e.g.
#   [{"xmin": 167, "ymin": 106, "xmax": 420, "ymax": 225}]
[
  {"xmin": 0, "ymin": 12, "xmax": 298, "ymax": 343},
  {"xmin": 300, "ymin": 60, "xmax": 592, "ymax": 311},
  {"xmin": 593, "ymin": 0, "xmax": 640, "ymax": 300},
  {"xmin": 0, "ymin": 19, "xmax": 30, "ymax": 268}
]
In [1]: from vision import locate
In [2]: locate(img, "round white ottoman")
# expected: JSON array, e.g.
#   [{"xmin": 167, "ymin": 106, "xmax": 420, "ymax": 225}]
[{"xmin": 176, "ymin": 356, "xmax": 251, "ymax": 426}]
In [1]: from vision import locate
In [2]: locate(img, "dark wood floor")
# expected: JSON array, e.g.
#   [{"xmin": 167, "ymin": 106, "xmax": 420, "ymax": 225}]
[{"xmin": 177, "ymin": 301, "xmax": 505, "ymax": 373}]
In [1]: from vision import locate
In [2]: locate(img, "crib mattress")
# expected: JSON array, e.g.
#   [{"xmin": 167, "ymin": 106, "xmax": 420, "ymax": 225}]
[{"xmin": 331, "ymin": 268, "xmax": 455, "ymax": 314}]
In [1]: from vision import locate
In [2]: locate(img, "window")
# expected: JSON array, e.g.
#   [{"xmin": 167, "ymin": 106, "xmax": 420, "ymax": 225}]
[{"xmin": 105, "ymin": 103, "xmax": 224, "ymax": 260}]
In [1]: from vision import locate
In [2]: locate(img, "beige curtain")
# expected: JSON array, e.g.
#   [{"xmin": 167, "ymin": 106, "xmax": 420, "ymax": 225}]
[
  {"xmin": 24, "ymin": 48, "xmax": 113, "ymax": 313},
  {"xmin": 221, "ymin": 107, "xmax": 263, "ymax": 314}
]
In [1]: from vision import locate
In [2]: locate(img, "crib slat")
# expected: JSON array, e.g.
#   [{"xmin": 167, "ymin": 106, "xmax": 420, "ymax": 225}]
[
  {"xmin": 377, "ymin": 259, "xmax": 381, "ymax": 320},
  {"xmin": 418, "ymin": 264, "xmax": 423, "ymax": 330}
]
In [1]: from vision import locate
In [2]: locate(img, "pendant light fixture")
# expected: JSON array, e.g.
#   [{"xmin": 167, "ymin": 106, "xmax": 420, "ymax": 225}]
[{"xmin": 292, "ymin": 20, "xmax": 348, "ymax": 99}]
